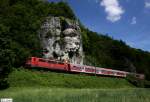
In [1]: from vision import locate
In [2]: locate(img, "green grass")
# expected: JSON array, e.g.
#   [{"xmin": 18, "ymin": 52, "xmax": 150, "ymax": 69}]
[
  {"xmin": 0, "ymin": 87, "xmax": 150, "ymax": 102},
  {"xmin": 7, "ymin": 68, "xmax": 134, "ymax": 88},
  {"xmin": 1, "ymin": 69, "xmax": 149, "ymax": 102}
]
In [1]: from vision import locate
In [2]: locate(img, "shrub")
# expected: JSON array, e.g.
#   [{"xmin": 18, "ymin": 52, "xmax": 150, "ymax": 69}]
[{"xmin": 126, "ymin": 74, "xmax": 145, "ymax": 88}]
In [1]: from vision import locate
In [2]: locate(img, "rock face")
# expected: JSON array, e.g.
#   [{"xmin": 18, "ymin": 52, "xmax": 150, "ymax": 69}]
[{"xmin": 39, "ymin": 16, "xmax": 83, "ymax": 65}]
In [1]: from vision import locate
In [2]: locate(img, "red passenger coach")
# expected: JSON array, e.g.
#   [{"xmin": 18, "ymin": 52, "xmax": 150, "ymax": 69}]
[{"xmin": 26, "ymin": 57, "xmax": 69, "ymax": 71}]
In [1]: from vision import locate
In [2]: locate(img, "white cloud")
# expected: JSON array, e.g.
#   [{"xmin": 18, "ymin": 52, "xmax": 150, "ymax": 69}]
[
  {"xmin": 145, "ymin": 2, "xmax": 150, "ymax": 8},
  {"xmin": 100, "ymin": 0, "xmax": 124, "ymax": 22},
  {"xmin": 131, "ymin": 17, "xmax": 137, "ymax": 25}
]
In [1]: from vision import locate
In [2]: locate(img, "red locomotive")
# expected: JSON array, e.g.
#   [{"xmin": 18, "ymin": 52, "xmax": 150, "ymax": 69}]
[{"xmin": 26, "ymin": 57, "xmax": 145, "ymax": 79}]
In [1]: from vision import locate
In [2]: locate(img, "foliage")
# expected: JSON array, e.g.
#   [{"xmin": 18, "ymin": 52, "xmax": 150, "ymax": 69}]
[
  {"xmin": 126, "ymin": 74, "xmax": 145, "ymax": 88},
  {"xmin": 144, "ymin": 80, "xmax": 150, "ymax": 88},
  {"xmin": 48, "ymin": 2, "xmax": 76, "ymax": 19},
  {"xmin": 0, "ymin": 0, "xmax": 76, "ymax": 89},
  {"xmin": 81, "ymin": 28, "xmax": 150, "ymax": 81},
  {"xmin": 0, "ymin": 38, "xmax": 16, "ymax": 89}
]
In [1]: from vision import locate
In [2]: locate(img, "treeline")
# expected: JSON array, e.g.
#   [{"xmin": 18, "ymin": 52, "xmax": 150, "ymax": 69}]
[
  {"xmin": 81, "ymin": 27, "xmax": 150, "ymax": 81},
  {"xmin": 0, "ymin": 0, "xmax": 75, "ymax": 89}
]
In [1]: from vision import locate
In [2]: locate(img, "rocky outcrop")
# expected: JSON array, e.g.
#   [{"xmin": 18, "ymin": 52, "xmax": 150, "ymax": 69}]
[{"xmin": 39, "ymin": 16, "xmax": 83, "ymax": 65}]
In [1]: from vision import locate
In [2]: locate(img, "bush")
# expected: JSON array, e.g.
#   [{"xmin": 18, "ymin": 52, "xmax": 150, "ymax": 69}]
[
  {"xmin": 0, "ymin": 79, "xmax": 9, "ymax": 90},
  {"xmin": 0, "ymin": 48, "xmax": 15, "ymax": 89},
  {"xmin": 126, "ymin": 74, "xmax": 145, "ymax": 88},
  {"xmin": 144, "ymin": 80, "xmax": 150, "ymax": 88}
]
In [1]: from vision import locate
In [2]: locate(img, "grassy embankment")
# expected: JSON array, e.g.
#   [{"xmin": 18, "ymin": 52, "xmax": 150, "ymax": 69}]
[
  {"xmin": 1, "ymin": 68, "xmax": 150, "ymax": 102},
  {"xmin": 7, "ymin": 68, "xmax": 134, "ymax": 88}
]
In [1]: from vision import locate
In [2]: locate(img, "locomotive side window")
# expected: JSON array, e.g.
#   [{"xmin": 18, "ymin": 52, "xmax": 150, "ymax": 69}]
[
  {"xmin": 57, "ymin": 62, "xmax": 64, "ymax": 65},
  {"xmin": 39, "ymin": 59, "xmax": 46, "ymax": 62},
  {"xmin": 48, "ymin": 60, "xmax": 57, "ymax": 64}
]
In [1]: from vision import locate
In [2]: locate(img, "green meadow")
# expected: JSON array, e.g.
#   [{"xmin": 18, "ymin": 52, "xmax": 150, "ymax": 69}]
[
  {"xmin": 0, "ymin": 87, "xmax": 150, "ymax": 102},
  {"xmin": 0, "ymin": 69, "xmax": 149, "ymax": 102}
]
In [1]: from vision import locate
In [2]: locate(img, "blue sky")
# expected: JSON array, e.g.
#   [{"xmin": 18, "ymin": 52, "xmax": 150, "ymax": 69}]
[{"xmin": 48, "ymin": 0, "xmax": 150, "ymax": 52}]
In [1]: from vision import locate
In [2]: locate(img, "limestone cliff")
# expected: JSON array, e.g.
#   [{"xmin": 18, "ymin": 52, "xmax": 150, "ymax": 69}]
[{"xmin": 39, "ymin": 16, "xmax": 83, "ymax": 65}]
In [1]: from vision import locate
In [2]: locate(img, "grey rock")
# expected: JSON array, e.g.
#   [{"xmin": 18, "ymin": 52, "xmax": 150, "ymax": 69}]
[{"xmin": 39, "ymin": 16, "xmax": 83, "ymax": 65}]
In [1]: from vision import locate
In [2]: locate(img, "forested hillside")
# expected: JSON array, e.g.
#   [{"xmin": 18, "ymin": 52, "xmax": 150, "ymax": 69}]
[
  {"xmin": 81, "ymin": 28, "xmax": 150, "ymax": 80},
  {"xmin": 0, "ymin": 0, "xmax": 150, "ymax": 89}
]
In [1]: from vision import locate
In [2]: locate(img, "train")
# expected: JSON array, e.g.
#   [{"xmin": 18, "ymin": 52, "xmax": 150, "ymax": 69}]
[{"xmin": 26, "ymin": 57, "xmax": 145, "ymax": 79}]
